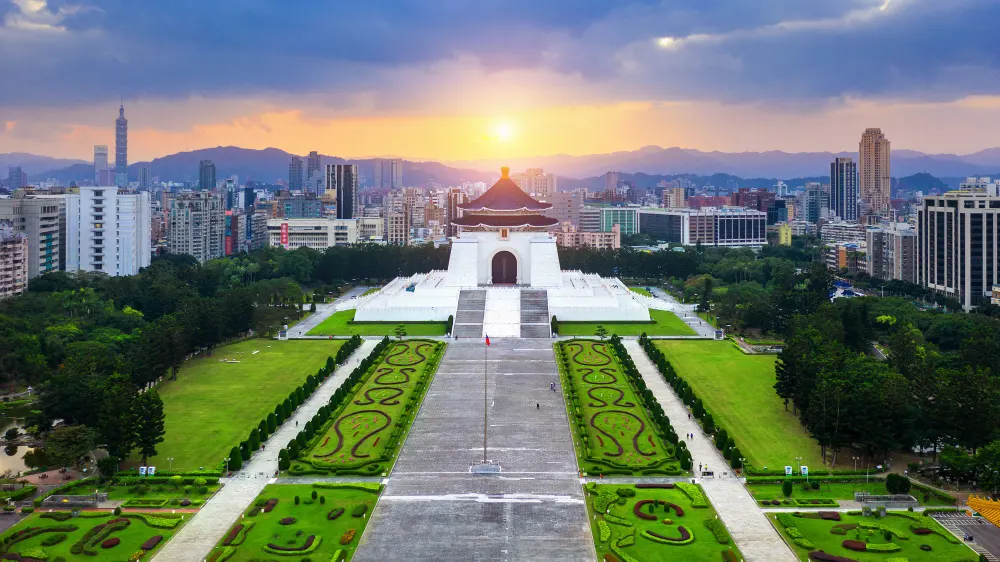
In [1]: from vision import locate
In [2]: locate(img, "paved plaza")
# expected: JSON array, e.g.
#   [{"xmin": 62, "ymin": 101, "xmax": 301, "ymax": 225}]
[
  {"xmin": 354, "ymin": 339, "xmax": 595, "ymax": 561},
  {"xmin": 152, "ymin": 340, "xmax": 378, "ymax": 562}
]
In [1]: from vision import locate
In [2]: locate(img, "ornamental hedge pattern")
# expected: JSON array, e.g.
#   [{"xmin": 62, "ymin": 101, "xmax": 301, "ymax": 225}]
[{"xmin": 557, "ymin": 337, "xmax": 681, "ymax": 475}]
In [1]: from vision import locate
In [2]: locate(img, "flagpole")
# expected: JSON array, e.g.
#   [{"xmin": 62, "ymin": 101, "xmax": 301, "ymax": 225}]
[{"xmin": 483, "ymin": 336, "xmax": 488, "ymax": 464}]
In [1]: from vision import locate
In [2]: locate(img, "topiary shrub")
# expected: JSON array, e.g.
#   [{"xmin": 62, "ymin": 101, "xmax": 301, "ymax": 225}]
[
  {"xmin": 198, "ymin": 485, "xmax": 208, "ymax": 495},
  {"xmin": 180, "ymin": 499, "xmax": 192, "ymax": 507},
  {"xmin": 352, "ymin": 504, "xmax": 368, "ymax": 518},
  {"xmin": 279, "ymin": 517, "xmax": 296, "ymax": 525},
  {"xmin": 320, "ymin": 496, "xmax": 326, "ymax": 505},
  {"xmin": 113, "ymin": 507, "xmax": 122, "ymax": 516},
  {"xmin": 311, "ymin": 490, "xmax": 318, "ymax": 500},
  {"xmin": 782, "ymin": 480, "xmax": 793, "ymax": 497},
  {"xmin": 294, "ymin": 496, "xmax": 300, "ymax": 505},
  {"xmin": 42, "ymin": 533, "xmax": 68, "ymax": 546},
  {"xmin": 102, "ymin": 537, "xmax": 121, "ymax": 549},
  {"xmin": 811, "ymin": 481, "xmax": 820, "ymax": 490},
  {"xmin": 885, "ymin": 473, "xmax": 911, "ymax": 495}
]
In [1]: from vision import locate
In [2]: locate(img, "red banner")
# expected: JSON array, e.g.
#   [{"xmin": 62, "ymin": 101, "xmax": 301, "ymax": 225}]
[{"xmin": 280, "ymin": 222, "xmax": 289, "ymax": 248}]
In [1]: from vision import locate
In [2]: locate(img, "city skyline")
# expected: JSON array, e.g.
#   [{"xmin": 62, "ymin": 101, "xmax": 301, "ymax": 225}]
[{"xmin": 1, "ymin": 1, "xmax": 999, "ymax": 161}]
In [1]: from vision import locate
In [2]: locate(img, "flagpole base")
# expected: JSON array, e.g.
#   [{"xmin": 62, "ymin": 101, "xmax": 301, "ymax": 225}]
[{"xmin": 470, "ymin": 461, "xmax": 502, "ymax": 474}]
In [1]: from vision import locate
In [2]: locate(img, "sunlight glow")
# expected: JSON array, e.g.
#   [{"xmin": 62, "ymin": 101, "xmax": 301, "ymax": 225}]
[
  {"xmin": 493, "ymin": 122, "xmax": 513, "ymax": 142},
  {"xmin": 658, "ymin": 36, "xmax": 677, "ymax": 47}
]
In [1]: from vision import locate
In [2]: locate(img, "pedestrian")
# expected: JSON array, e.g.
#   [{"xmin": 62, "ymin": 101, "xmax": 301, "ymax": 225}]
[
  {"xmin": 296, "ymin": 421, "xmax": 298, "ymax": 427},
  {"xmin": 536, "ymin": 403, "xmax": 539, "ymax": 409}
]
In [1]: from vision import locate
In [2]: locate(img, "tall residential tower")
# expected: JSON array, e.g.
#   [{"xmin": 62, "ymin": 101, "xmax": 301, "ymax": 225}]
[
  {"xmin": 858, "ymin": 128, "xmax": 891, "ymax": 215},
  {"xmin": 830, "ymin": 157, "xmax": 858, "ymax": 221}
]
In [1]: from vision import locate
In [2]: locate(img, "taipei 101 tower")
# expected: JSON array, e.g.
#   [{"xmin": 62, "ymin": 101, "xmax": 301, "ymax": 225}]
[{"xmin": 115, "ymin": 104, "xmax": 128, "ymax": 187}]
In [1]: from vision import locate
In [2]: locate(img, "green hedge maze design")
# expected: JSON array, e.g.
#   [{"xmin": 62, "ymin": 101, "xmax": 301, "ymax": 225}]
[
  {"xmin": 557, "ymin": 338, "xmax": 681, "ymax": 476},
  {"xmin": 296, "ymin": 339, "xmax": 444, "ymax": 476}
]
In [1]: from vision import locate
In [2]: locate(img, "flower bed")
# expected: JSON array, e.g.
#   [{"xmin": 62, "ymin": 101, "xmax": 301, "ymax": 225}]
[
  {"xmin": 640, "ymin": 527, "xmax": 694, "ymax": 545},
  {"xmin": 327, "ymin": 507, "xmax": 345, "ymax": 521},
  {"xmin": 340, "ymin": 529, "xmax": 356, "ymax": 545},
  {"xmin": 808, "ymin": 551, "xmax": 860, "ymax": 562},
  {"xmin": 264, "ymin": 535, "xmax": 321, "ymax": 555},
  {"xmin": 279, "ymin": 517, "xmax": 296, "ymax": 525},
  {"xmin": 102, "ymin": 537, "xmax": 121, "ymax": 549},
  {"xmin": 841, "ymin": 540, "xmax": 866, "ymax": 552}
]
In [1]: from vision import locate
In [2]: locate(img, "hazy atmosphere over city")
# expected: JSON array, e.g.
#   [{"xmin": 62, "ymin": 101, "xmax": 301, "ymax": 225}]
[{"xmin": 2, "ymin": 0, "xmax": 1000, "ymax": 160}]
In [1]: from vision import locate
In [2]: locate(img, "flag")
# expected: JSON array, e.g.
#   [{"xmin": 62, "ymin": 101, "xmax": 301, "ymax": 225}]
[{"xmin": 485, "ymin": 334, "xmax": 490, "ymax": 347}]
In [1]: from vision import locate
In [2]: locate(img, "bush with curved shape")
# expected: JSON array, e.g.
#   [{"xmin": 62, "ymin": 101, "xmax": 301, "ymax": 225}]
[
  {"xmin": 279, "ymin": 517, "xmax": 297, "ymax": 525},
  {"xmin": 818, "ymin": 511, "xmax": 841, "ymax": 521},
  {"xmin": 841, "ymin": 540, "xmax": 866, "ymax": 552},
  {"xmin": 633, "ymin": 500, "xmax": 658, "ymax": 520},
  {"xmin": 352, "ymin": 504, "xmax": 368, "ymax": 518},
  {"xmin": 102, "ymin": 537, "xmax": 121, "ymax": 548},
  {"xmin": 675, "ymin": 483, "xmax": 707, "ymax": 507},
  {"xmin": 142, "ymin": 535, "xmax": 164, "ymax": 550},
  {"xmin": 865, "ymin": 543, "xmax": 901, "ymax": 552},
  {"xmin": 912, "ymin": 527, "xmax": 933, "ymax": 535},
  {"xmin": 808, "ymin": 551, "xmax": 860, "ymax": 562},
  {"xmin": 634, "ymin": 483, "xmax": 675, "ymax": 489},
  {"xmin": 41, "ymin": 533, "xmax": 68, "ymax": 546},
  {"xmin": 327, "ymin": 507, "xmax": 345, "ymax": 521},
  {"xmin": 340, "ymin": 529, "xmax": 357, "ymax": 545},
  {"xmin": 264, "ymin": 535, "xmax": 321, "ymax": 555},
  {"xmin": 598, "ymin": 520, "xmax": 611, "ymax": 542},
  {"xmin": 641, "ymin": 526, "xmax": 694, "ymax": 545}
]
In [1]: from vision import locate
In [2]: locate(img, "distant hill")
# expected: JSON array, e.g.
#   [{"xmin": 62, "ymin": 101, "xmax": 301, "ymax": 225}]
[
  {"xmin": 559, "ymin": 172, "xmax": 828, "ymax": 192},
  {"xmin": 894, "ymin": 172, "xmax": 949, "ymax": 196},
  {"xmin": 449, "ymin": 145, "xmax": 1000, "ymax": 179},
  {"xmin": 1, "ymin": 153, "xmax": 88, "ymax": 176},
  {"xmin": 27, "ymin": 146, "xmax": 494, "ymax": 187}
]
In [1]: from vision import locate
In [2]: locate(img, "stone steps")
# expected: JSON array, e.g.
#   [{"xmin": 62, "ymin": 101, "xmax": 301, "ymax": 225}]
[
  {"xmin": 520, "ymin": 289, "xmax": 550, "ymax": 338},
  {"xmin": 453, "ymin": 289, "xmax": 486, "ymax": 339}
]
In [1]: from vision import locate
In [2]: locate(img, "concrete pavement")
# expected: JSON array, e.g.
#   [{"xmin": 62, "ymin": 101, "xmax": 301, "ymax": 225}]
[
  {"xmin": 286, "ymin": 286, "xmax": 370, "ymax": 338},
  {"xmin": 649, "ymin": 287, "xmax": 718, "ymax": 338},
  {"xmin": 152, "ymin": 340, "xmax": 378, "ymax": 562},
  {"xmin": 623, "ymin": 339, "xmax": 798, "ymax": 562},
  {"xmin": 354, "ymin": 339, "xmax": 595, "ymax": 562}
]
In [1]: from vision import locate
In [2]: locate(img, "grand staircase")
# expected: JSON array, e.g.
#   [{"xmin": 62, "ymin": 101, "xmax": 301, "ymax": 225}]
[
  {"xmin": 519, "ymin": 290, "xmax": 551, "ymax": 338},
  {"xmin": 453, "ymin": 290, "xmax": 486, "ymax": 339}
]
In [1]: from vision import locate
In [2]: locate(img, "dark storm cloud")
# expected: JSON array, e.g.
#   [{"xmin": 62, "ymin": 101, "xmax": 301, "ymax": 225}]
[{"xmin": 0, "ymin": 0, "xmax": 997, "ymax": 108}]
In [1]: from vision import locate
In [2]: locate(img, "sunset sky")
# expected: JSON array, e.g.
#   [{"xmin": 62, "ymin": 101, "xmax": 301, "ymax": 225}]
[{"xmin": 1, "ymin": 0, "xmax": 999, "ymax": 162}]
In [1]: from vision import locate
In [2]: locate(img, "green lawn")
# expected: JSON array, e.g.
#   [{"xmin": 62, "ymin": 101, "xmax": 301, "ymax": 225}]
[
  {"xmin": 208, "ymin": 483, "xmax": 382, "ymax": 562},
  {"xmin": 47, "ymin": 480, "xmax": 221, "ymax": 507},
  {"xmin": 361, "ymin": 288, "xmax": 380, "ymax": 297},
  {"xmin": 771, "ymin": 510, "xmax": 977, "ymax": 562},
  {"xmin": 749, "ymin": 482, "xmax": 953, "ymax": 507},
  {"xmin": 584, "ymin": 483, "xmax": 743, "ymax": 561},
  {"xmin": 558, "ymin": 309, "xmax": 696, "ymax": 337},
  {"xmin": 653, "ymin": 340, "xmax": 825, "ymax": 471},
  {"xmin": 296, "ymin": 340, "xmax": 444, "ymax": 476},
  {"xmin": 0, "ymin": 510, "xmax": 184, "ymax": 560},
  {"xmin": 147, "ymin": 339, "xmax": 345, "ymax": 471},
  {"xmin": 557, "ymin": 340, "xmax": 680, "ymax": 476},
  {"xmin": 630, "ymin": 287, "xmax": 653, "ymax": 297},
  {"xmin": 306, "ymin": 310, "xmax": 448, "ymax": 337}
]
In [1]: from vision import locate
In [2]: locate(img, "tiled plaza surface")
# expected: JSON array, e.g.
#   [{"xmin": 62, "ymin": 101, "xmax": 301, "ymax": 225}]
[{"xmin": 354, "ymin": 339, "xmax": 595, "ymax": 562}]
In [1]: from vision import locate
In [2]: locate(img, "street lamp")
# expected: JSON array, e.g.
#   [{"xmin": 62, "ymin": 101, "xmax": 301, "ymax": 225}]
[
  {"xmin": 795, "ymin": 456, "xmax": 804, "ymax": 483},
  {"xmin": 739, "ymin": 457, "xmax": 745, "ymax": 476},
  {"xmin": 167, "ymin": 457, "xmax": 174, "ymax": 471},
  {"xmin": 224, "ymin": 457, "xmax": 231, "ymax": 474}
]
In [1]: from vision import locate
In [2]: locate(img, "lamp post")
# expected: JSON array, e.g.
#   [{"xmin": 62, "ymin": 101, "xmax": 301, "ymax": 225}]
[
  {"xmin": 739, "ymin": 457, "xmax": 745, "ymax": 477},
  {"xmin": 167, "ymin": 457, "xmax": 174, "ymax": 471},
  {"xmin": 224, "ymin": 457, "xmax": 231, "ymax": 475},
  {"xmin": 795, "ymin": 456, "xmax": 804, "ymax": 483}
]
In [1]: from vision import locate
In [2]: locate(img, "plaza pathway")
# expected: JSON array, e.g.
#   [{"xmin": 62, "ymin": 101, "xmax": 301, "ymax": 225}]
[
  {"xmin": 649, "ymin": 286, "xmax": 718, "ymax": 338},
  {"xmin": 623, "ymin": 339, "xmax": 798, "ymax": 562},
  {"xmin": 354, "ymin": 339, "xmax": 595, "ymax": 561},
  {"xmin": 286, "ymin": 286, "xmax": 369, "ymax": 338},
  {"xmin": 152, "ymin": 339, "xmax": 378, "ymax": 562}
]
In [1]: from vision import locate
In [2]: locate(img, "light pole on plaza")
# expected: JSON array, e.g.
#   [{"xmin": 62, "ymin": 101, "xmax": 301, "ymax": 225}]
[{"xmin": 168, "ymin": 457, "xmax": 174, "ymax": 471}]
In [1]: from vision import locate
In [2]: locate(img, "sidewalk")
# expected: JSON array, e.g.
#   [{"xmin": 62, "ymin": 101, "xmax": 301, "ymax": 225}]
[
  {"xmin": 623, "ymin": 339, "xmax": 797, "ymax": 562},
  {"xmin": 152, "ymin": 340, "xmax": 378, "ymax": 562}
]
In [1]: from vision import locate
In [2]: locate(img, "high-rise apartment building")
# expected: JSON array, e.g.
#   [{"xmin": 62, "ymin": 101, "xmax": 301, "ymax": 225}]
[
  {"xmin": 0, "ymin": 196, "xmax": 63, "ymax": 278},
  {"xmin": 166, "ymin": 191, "xmax": 225, "ymax": 262},
  {"xmin": 859, "ymin": 128, "xmax": 891, "ymax": 215},
  {"xmin": 199, "ymin": 160, "xmax": 216, "ymax": 191},
  {"xmin": 540, "ymin": 190, "xmax": 585, "ymax": 227},
  {"xmin": 511, "ymin": 168, "xmax": 557, "ymax": 198},
  {"xmin": 115, "ymin": 105, "xmax": 128, "ymax": 188},
  {"xmin": 804, "ymin": 182, "xmax": 831, "ymax": 223},
  {"xmin": 373, "ymin": 158, "xmax": 403, "ymax": 190},
  {"xmin": 867, "ymin": 223, "xmax": 916, "ymax": 283},
  {"xmin": 384, "ymin": 190, "xmax": 410, "ymax": 246},
  {"xmin": 288, "ymin": 156, "xmax": 304, "ymax": 191},
  {"xmin": 663, "ymin": 187, "xmax": 686, "ymax": 208},
  {"xmin": 638, "ymin": 208, "xmax": 767, "ymax": 246},
  {"xmin": 830, "ymin": 157, "xmax": 858, "ymax": 221},
  {"xmin": 138, "ymin": 167, "xmax": 152, "ymax": 191},
  {"xmin": 600, "ymin": 207, "xmax": 640, "ymax": 235},
  {"xmin": 93, "ymin": 145, "xmax": 109, "ymax": 185},
  {"xmin": 7, "ymin": 167, "xmax": 26, "ymax": 189},
  {"xmin": 66, "ymin": 186, "xmax": 151, "ymax": 276},
  {"xmin": 307, "ymin": 151, "xmax": 321, "ymax": 180},
  {"xmin": 445, "ymin": 187, "xmax": 468, "ymax": 238},
  {"xmin": 918, "ymin": 181, "xmax": 1000, "ymax": 310},
  {"xmin": 0, "ymin": 221, "xmax": 28, "ymax": 299},
  {"xmin": 328, "ymin": 164, "xmax": 358, "ymax": 220}
]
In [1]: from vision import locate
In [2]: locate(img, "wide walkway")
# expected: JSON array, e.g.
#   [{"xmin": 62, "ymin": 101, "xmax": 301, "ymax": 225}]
[
  {"xmin": 355, "ymin": 339, "xmax": 595, "ymax": 561},
  {"xmin": 153, "ymin": 340, "xmax": 378, "ymax": 562},
  {"xmin": 623, "ymin": 339, "xmax": 797, "ymax": 562},
  {"xmin": 649, "ymin": 287, "xmax": 718, "ymax": 338},
  {"xmin": 286, "ymin": 286, "xmax": 369, "ymax": 338}
]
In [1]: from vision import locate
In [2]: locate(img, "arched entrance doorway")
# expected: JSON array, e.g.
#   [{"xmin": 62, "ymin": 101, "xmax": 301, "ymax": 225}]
[{"xmin": 491, "ymin": 251, "xmax": 517, "ymax": 284}]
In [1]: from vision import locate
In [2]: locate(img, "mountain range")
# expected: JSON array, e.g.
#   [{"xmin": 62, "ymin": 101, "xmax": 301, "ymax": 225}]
[
  {"xmin": 6, "ymin": 145, "xmax": 1000, "ymax": 190},
  {"xmin": 447, "ymin": 145, "xmax": 1000, "ymax": 179}
]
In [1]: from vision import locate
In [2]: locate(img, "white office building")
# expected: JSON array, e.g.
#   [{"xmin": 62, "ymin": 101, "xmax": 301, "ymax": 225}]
[{"xmin": 66, "ymin": 186, "xmax": 151, "ymax": 276}]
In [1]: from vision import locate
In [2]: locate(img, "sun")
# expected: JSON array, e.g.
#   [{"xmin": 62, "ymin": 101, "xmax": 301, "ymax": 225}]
[{"xmin": 493, "ymin": 122, "xmax": 514, "ymax": 142}]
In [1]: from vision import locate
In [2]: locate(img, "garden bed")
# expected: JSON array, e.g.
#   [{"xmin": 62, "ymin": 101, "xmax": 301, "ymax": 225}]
[
  {"xmin": 0, "ymin": 510, "xmax": 184, "ymax": 560},
  {"xmin": 206, "ymin": 483, "xmax": 382, "ymax": 561}
]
